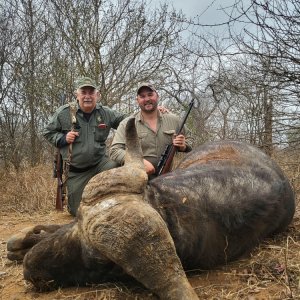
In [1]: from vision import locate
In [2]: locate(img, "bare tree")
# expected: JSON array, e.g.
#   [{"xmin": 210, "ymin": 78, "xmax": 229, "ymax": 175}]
[
  {"xmin": 48, "ymin": 0, "xmax": 186, "ymax": 107},
  {"xmin": 166, "ymin": 0, "xmax": 299, "ymax": 154},
  {"xmin": 0, "ymin": 0, "xmax": 188, "ymax": 168},
  {"xmin": 227, "ymin": 0, "xmax": 300, "ymax": 148}
]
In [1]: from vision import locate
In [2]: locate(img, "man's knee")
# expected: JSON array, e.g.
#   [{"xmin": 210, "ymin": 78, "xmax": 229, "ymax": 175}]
[
  {"xmin": 66, "ymin": 176, "xmax": 87, "ymax": 216},
  {"xmin": 67, "ymin": 191, "xmax": 81, "ymax": 216}
]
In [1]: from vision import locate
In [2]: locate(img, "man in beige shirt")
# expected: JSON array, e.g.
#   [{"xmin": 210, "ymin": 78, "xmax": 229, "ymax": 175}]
[{"xmin": 109, "ymin": 83, "xmax": 193, "ymax": 179}]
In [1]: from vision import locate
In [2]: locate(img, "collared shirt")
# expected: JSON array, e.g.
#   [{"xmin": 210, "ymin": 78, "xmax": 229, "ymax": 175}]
[
  {"xmin": 43, "ymin": 102, "xmax": 126, "ymax": 169},
  {"xmin": 109, "ymin": 111, "xmax": 193, "ymax": 171}
]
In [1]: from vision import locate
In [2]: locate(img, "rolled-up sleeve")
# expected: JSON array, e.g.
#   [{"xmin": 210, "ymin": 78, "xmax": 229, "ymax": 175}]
[{"xmin": 182, "ymin": 124, "xmax": 193, "ymax": 152}]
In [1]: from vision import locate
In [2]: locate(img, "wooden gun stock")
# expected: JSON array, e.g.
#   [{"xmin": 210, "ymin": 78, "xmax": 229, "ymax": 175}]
[
  {"xmin": 54, "ymin": 149, "xmax": 65, "ymax": 210},
  {"xmin": 156, "ymin": 144, "xmax": 177, "ymax": 176}
]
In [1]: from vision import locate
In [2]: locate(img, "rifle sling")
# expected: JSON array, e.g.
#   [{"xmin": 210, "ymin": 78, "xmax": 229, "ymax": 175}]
[{"xmin": 62, "ymin": 101, "xmax": 78, "ymax": 189}]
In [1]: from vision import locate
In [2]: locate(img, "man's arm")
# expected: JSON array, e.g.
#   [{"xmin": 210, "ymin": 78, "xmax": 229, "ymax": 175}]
[
  {"xmin": 43, "ymin": 111, "xmax": 65, "ymax": 147},
  {"xmin": 109, "ymin": 109, "xmax": 128, "ymax": 130},
  {"xmin": 109, "ymin": 119, "xmax": 128, "ymax": 165},
  {"xmin": 110, "ymin": 118, "xmax": 156, "ymax": 175}
]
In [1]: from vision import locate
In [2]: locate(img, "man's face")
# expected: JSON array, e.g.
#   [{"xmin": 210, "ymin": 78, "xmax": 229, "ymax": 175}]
[
  {"xmin": 76, "ymin": 86, "xmax": 98, "ymax": 113},
  {"xmin": 137, "ymin": 87, "xmax": 159, "ymax": 113}
]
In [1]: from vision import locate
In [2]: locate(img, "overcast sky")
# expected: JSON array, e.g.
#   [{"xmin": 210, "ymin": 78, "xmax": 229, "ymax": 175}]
[{"xmin": 150, "ymin": 0, "xmax": 236, "ymax": 24}]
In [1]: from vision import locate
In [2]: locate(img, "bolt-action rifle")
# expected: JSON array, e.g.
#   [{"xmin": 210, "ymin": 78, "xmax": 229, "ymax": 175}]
[
  {"xmin": 156, "ymin": 99, "xmax": 194, "ymax": 176},
  {"xmin": 53, "ymin": 93, "xmax": 67, "ymax": 211},
  {"xmin": 53, "ymin": 149, "xmax": 65, "ymax": 210}
]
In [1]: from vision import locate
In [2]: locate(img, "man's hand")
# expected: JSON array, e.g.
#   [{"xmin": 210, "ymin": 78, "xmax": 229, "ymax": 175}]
[
  {"xmin": 173, "ymin": 134, "xmax": 186, "ymax": 152},
  {"xmin": 143, "ymin": 159, "xmax": 156, "ymax": 175},
  {"xmin": 66, "ymin": 130, "xmax": 79, "ymax": 144},
  {"xmin": 157, "ymin": 106, "xmax": 169, "ymax": 114}
]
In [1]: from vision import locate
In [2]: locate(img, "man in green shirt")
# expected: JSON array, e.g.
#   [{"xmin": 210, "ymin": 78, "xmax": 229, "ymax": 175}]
[
  {"xmin": 43, "ymin": 77, "xmax": 126, "ymax": 216},
  {"xmin": 110, "ymin": 83, "xmax": 193, "ymax": 179}
]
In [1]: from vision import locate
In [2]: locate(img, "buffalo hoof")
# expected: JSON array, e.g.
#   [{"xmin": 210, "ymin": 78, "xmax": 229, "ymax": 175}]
[{"xmin": 7, "ymin": 224, "xmax": 62, "ymax": 262}]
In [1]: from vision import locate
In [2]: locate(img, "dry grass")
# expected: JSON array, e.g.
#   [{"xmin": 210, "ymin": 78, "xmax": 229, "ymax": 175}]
[
  {"xmin": 0, "ymin": 164, "xmax": 55, "ymax": 213},
  {"xmin": 0, "ymin": 149, "xmax": 300, "ymax": 299},
  {"xmin": 273, "ymin": 147, "xmax": 300, "ymax": 196}
]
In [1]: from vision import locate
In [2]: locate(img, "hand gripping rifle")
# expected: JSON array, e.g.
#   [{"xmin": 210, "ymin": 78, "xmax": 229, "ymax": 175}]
[{"xmin": 156, "ymin": 99, "xmax": 194, "ymax": 176}]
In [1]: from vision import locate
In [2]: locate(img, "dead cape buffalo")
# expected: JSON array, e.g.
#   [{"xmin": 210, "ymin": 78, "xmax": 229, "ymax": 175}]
[{"xmin": 7, "ymin": 118, "xmax": 295, "ymax": 300}]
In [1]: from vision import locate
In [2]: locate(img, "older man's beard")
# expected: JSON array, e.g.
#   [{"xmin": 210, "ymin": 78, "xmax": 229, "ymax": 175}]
[{"xmin": 140, "ymin": 101, "xmax": 158, "ymax": 113}]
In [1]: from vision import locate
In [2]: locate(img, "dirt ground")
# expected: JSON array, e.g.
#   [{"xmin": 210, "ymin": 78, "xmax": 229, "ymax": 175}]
[{"xmin": 1, "ymin": 209, "xmax": 299, "ymax": 300}]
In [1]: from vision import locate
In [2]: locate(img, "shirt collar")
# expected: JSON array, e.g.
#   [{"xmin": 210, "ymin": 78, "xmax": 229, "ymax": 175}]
[{"xmin": 135, "ymin": 110, "xmax": 162, "ymax": 122}]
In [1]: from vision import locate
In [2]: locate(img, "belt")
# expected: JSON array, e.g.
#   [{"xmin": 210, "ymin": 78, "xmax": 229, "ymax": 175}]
[{"xmin": 69, "ymin": 164, "xmax": 97, "ymax": 173}]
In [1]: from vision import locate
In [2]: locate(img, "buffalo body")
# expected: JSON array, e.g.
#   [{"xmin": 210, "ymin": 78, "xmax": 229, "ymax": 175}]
[{"xmin": 7, "ymin": 119, "xmax": 295, "ymax": 300}]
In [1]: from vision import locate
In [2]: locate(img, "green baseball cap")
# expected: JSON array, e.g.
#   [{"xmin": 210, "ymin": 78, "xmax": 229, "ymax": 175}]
[
  {"xmin": 137, "ymin": 82, "xmax": 157, "ymax": 95},
  {"xmin": 75, "ymin": 77, "xmax": 97, "ymax": 90}
]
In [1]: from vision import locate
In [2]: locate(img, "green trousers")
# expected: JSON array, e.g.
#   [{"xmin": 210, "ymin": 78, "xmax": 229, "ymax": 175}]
[{"xmin": 66, "ymin": 156, "xmax": 119, "ymax": 216}]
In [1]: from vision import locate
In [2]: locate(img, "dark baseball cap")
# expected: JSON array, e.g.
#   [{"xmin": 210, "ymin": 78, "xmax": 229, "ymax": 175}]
[
  {"xmin": 75, "ymin": 77, "xmax": 97, "ymax": 90},
  {"xmin": 137, "ymin": 83, "xmax": 157, "ymax": 95}
]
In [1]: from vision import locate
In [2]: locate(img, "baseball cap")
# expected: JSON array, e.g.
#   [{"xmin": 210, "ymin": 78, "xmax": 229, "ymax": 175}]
[
  {"xmin": 137, "ymin": 83, "xmax": 157, "ymax": 95},
  {"xmin": 75, "ymin": 77, "xmax": 97, "ymax": 90}
]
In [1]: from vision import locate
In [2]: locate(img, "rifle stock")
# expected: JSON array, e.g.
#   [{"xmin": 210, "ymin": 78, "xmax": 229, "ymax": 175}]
[
  {"xmin": 54, "ymin": 148, "xmax": 64, "ymax": 210},
  {"xmin": 156, "ymin": 99, "xmax": 194, "ymax": 176},
  {"xmin": 156, "ymin": 144, "xmax": 177, "ymax": 176}
]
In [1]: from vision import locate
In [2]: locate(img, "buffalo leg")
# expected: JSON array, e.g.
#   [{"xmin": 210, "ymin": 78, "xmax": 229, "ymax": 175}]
[{"xmin": 7, "ymin": 224, "xmax": 62, "ymax": 262}]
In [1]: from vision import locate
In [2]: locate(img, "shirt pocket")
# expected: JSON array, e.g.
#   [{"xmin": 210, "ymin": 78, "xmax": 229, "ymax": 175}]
[
  {"xmin": 138, "ymin": 131, "xmax": 148, "ymax": 141},
  {"xmin": 94, "ymin": 125, "xmax": 110, "ymax": 142},
  {"xmin": 163, "ymin": 130, "xmax": 175, "ymax": 145}
]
